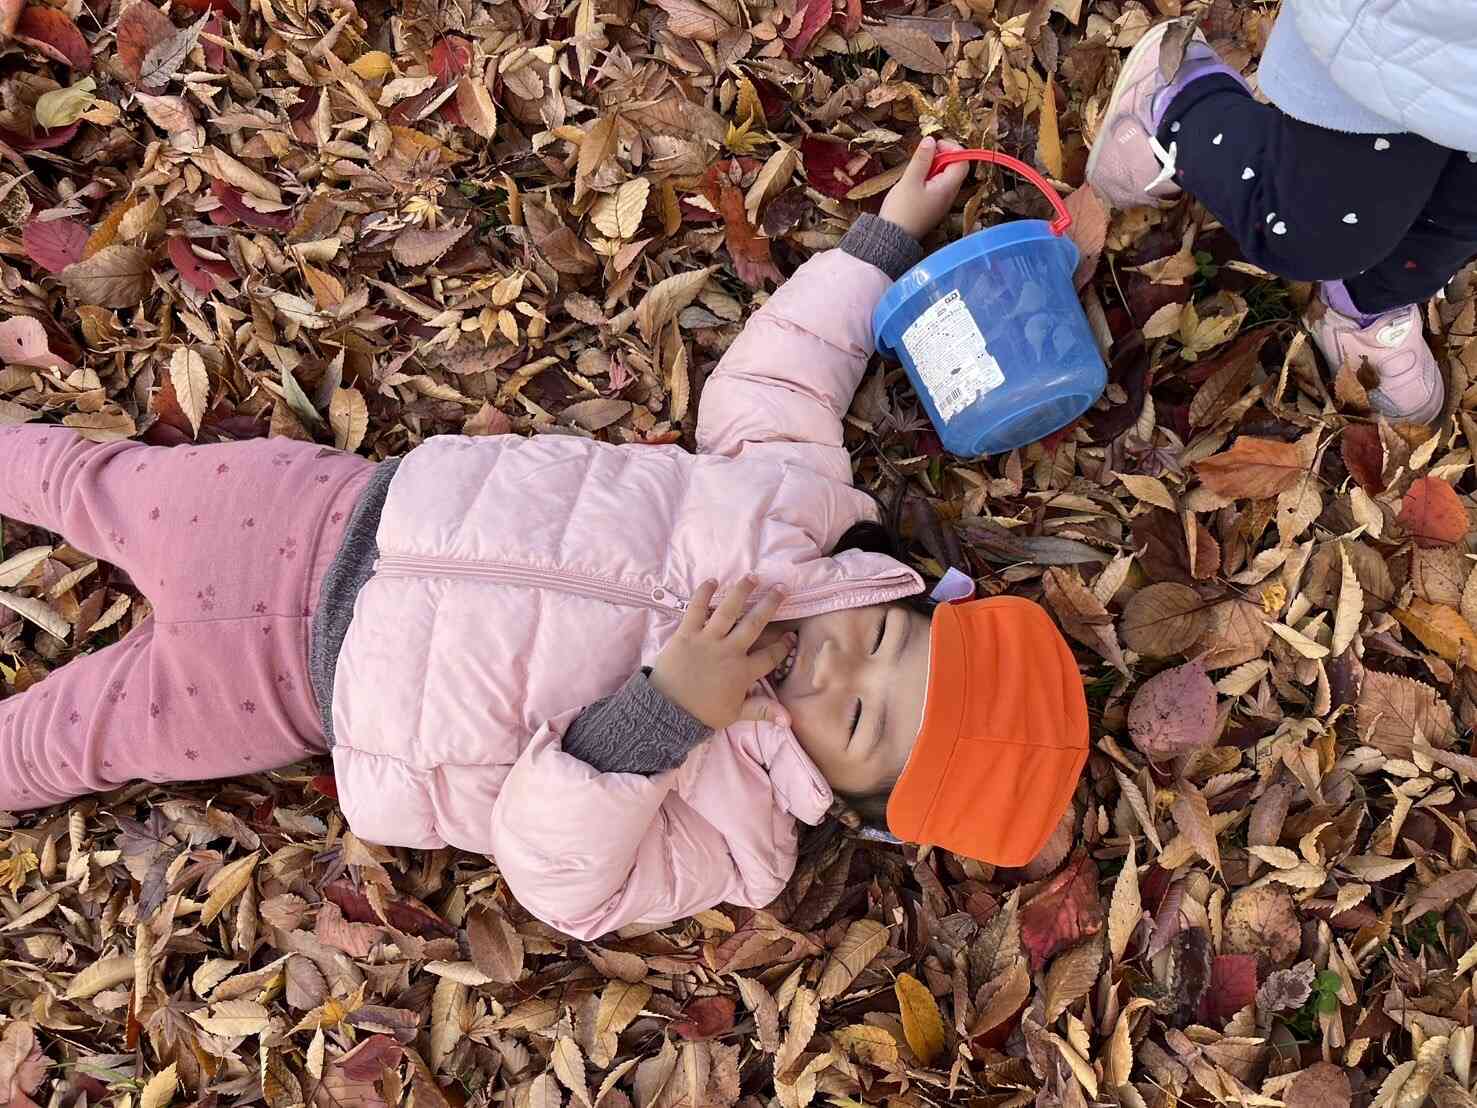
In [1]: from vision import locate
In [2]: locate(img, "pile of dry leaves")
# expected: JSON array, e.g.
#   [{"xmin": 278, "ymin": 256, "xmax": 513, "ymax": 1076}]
[{"xmin": 2, "ymin": 0, "xmax": 1477, "ymax": 1105}]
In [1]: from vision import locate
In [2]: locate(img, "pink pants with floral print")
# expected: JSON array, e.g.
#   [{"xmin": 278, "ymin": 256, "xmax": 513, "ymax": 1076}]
[{"xmin": 0, "ymin": 426, "xmax": 373, "ymax": 812}]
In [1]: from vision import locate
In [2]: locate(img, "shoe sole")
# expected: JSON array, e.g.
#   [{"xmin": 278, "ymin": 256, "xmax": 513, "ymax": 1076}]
[{"xmin": 1085, "ymin": 21, "xmax": 1178, "ymax": 207}]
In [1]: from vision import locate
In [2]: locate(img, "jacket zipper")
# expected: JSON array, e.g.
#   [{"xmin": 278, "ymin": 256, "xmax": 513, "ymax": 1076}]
[{"xmin": 372, "ymin": 554, "xmax": 921, "ymax": 619}]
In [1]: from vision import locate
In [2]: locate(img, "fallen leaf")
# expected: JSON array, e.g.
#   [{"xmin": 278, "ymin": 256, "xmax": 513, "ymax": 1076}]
[
  {"xmin": 1194, "ymin": 436, "xmax": 1306, "ymax": 498},
  {"xmin": 60, "ymin": 246, "xmax": 153, "ymax": 307},
  {"xmin": 893, "ymin": 974, "xmax": 945, "ymax": 1066},
  {"xmin": 1120, "ymin": 582, "xmax": 1207, "ymax": 657},
  {"xmin": 16, "ymin": 5, "xmax": 91, "ymax": 70},
  {"xmin": 1126, "ymin": 658, "xmax": 1217, "ymax": 759},
  {"xmin": 1399, "ymin": 476, "xmax": 1470, "ymax": 547}
]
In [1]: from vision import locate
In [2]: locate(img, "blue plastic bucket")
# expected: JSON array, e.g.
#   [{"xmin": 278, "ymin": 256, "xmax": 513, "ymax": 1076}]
[{"xmin": 873, "ymin": 150, "xmax": 1107, "ymax": 458}]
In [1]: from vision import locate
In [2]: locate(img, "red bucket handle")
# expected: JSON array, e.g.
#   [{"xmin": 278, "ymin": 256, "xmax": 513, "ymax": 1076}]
[{"xmin": 926, "ymin": 148, "xmax": 1072, "ymax": 237}]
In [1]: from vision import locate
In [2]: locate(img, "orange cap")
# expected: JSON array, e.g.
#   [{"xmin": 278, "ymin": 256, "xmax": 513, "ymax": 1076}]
[{"xmin": 886, "ymin": 596, "xmax": 1089, "ymax": 867}]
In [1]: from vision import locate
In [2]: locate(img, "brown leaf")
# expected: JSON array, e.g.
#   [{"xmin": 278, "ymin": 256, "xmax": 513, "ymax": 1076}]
[
  {"xmin": 1042, "ymin": 933, "xmax": 1101, "ymax": 1022},
  {"xmin": 870, "ymin": 22, "xmax": 948, "ymax": 73},
  {"xmin": 652, "ymin": 0, "xmax": 732, "ymax": 42},
  {"xmin": 16, "ymin": 5, "xmax": 91, "ymax": 70},
  {"xmin": 1036, "ymin": 78, "xmax": 1062, "ymax": 179},
  {"xmin": 1223, "ymin": 886, "xmax": 1300, "ymax": 974},
  {"xmin": 635, "ymin": 267, "xmax": 713, "ymax": 343},
  {"xmin": 1063, "ymin": 185, "xmax": 1107, "ymax": 290},
  {"xmin": 116, "ymin": 1, "xmax": 175, "ymax": 83},
  {"xmin": 1194, "ymin": 436, "xmax": 1306, "ymax": 498},
  {"xmin": 1043, "ymin": 567, "xmax": 1125, "ymax": 671},
  {"xmin": 134, "ymin": 92, "xmax": 195, "ymax": 133},
  {"xmin": 1403, "ymin": 870, "xmax": 1477, "ymax": 923},
  {"xmin": 1357, "ymin": 669, "xmax": 1457, "ymax": 751},
  {"xmin": 454, "ymin": 77, "xmax": 497, "ymax": 139},
  {"xmin": 1120, "ymin": 582, "xmax": 1207, "ymax": 658},
  {"xmin": 392, "ymin": 224, "xmax": 471, "ymax": 267},
  {"xmin": 1170, "ymin": 779, "xmax": 1220, "ymax": 870},
  {"xmin": 817, "ymin": 918, "xmax": 888, "ymax": 1001},
  {"xmin": 1286, "ymin": 1063, "xmax": 1352, "ymax": 1108},
  {"xmin": 60, "ymin": 245, "xmax": 153, "ymax": 307}
]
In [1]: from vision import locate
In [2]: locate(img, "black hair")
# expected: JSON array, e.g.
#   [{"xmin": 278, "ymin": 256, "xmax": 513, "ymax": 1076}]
[{"xmin": 794, "ymin": 519, "xmax": 938, "ymax": 866}]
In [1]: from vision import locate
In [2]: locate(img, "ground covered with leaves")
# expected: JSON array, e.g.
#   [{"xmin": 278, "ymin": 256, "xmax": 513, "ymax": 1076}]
[{"xmin": 2, "ymin": 0, "xmax": 1477, "ymax": 1105}]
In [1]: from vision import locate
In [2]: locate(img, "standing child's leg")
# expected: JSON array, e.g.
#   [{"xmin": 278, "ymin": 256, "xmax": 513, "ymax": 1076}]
[
  {"xmin": 0, "ymin": 427, "xmax": 372, "ymax": 811},
  {"xmin": 1341, "ymin": 152, "xmax": 1477, "ymax": 316},
  {"xmin": 1087, "ymin": 21, "xmax": 1455, "ymax": 422}
]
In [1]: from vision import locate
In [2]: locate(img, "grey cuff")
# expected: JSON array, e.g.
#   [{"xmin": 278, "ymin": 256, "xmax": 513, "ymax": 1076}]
[
  {"xmin": 840, "ymin": 214, "xmax": 924, "ymax": 280},
  {"xmin": 560, "ymin": 668, "xmax": 711, "ymax": 775}
]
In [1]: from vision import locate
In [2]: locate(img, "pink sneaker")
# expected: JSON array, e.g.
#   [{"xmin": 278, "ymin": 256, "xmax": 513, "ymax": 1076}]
[
  {"xmin": 1311, "ymin": 282, "xmax": 1444, "ymax": 424},
  {"xmin": 1085, "ymin": 21, "xmax": 1246, "ymax": 210}
]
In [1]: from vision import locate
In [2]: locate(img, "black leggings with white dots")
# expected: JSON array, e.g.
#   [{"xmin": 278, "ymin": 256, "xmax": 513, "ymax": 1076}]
[{"xmin": 1158, "ymin": 74, "xmax": 1477, "ymax": 316}]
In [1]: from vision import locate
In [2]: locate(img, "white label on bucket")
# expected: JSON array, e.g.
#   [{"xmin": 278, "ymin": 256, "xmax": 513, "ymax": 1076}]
[{"xmin": 899, "ymin": 290, "xmax": 1005, "ymax": 421}]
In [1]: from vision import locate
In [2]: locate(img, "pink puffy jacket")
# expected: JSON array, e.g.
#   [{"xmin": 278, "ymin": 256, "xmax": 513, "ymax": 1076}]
[{"xmin": 329, "ymin": 251, "xmax": 925, "ymax": 939}]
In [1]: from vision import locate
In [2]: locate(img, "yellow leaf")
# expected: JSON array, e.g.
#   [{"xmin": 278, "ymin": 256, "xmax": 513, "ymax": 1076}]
[
  {"xmin": 832, "ymin": 1025, "xmax": 899, "ymax": 1067},
  {"xmin": 894, "ymin": 973, "xmax": 945, "ymax": 1066},
  {"xmin": 65, "ymin": 954, "xmax": 133, "ymax": 999},
  {"xmin": 191, "ymin": 998, "xmax": 269, "ymax": 1037},
  {"xmin": 169, "ymin": 347, "xmax": 209, "ymax": 437},
  {"xmin": 1036, "ymin": 78, "xmax": 1062, "ymax": 179},
  {"xmin": 139, "ymin": 1064, "xmax": 178, "ymax": 1108},
  {"xmin": 590, "ymin": 177, "xmax": 650, "ymax": 239},
  {"xmin": 350, "ymin": 50, "xmax": 393, "ymax": 79},
  {"xmin": 200, "ymin": 851, "xmax": 260, "ymax": 926},
  {"xmin": 428, "ymin": 975, "xmax": 466, "ymax": 1072},
  {"xmin": 329, "ymin": 386, "xmax": 368, "ymax": 453},
  {"xmin": 1395, "ymin": 599, "xmax": 1477, "ymax": 667},
  {"xmin": 36, "ymin": 78, "xmax": 97, "ymax": 129}
]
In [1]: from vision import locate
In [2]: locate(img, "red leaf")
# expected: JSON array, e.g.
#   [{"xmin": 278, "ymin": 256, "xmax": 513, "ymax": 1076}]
[
  {"xmin": 15, "ymin": 5, "xmax": 91, "ymax": 69},
  {"xmin": 800, "ymin": 135, "xmax": 879, "ymax": 200},
  {"xmin": 208, "ymin": 179, "xmax": 294, "ymax": 231},
  {"xmin": 430, "ymin": 35, "xmax": 471, "ymax": 83},
  {"xmin": 322, "ymin": 878, "xmax": 456, "ymax": 938},
  {"xmin": 167, "ymin": 235, "xmax": 236, "ymax": 293},
  {"xmin": 22, "ymin": 216, "xmax": 87, "ymax": 273},
  {"xmin": 1197, "ymin": 954, "xmax": 1258, "ymax": 1023},
  {"xmin": 838, "ymin": 0, "xmax": 862, "ymax": 35},
  {"xmin": 672, "ymin": 996, "xmax": 736, "ymax": 1040},
  {"xmin": 173, "ymin": 0, "xmax": 237, "ymax": 19},
  {"xmin": 309, "ymin": 774, "xmax": 339, "ymax": 799},
  {"xmin": 1341, "ymin": 423, "xmax": 1385, "ymax": 494},
  {"xmin": 203, "ymin": 12, "xmax": 226, "ymax": 67},
  {"xmin": 786, "ymin": 0, "xmax": 832, "ymax": 57},
  {"xmin": 1019, "ymin": 850, "xmax": 1102, "ymax": 971},
  {"xmin": 1399, "ymin": 476, "xmax": 1470, "ymax": 547},
  {"xmin": 701, "ymin": 167, "xmax": 781, "ymax": 288},
  {"xmin": 0, "ymin": 121, "xmax": 78, "ymax": 151},
  {"xmin": 115, "ymin": 1, "xmax": 174, "ymax": 83}
]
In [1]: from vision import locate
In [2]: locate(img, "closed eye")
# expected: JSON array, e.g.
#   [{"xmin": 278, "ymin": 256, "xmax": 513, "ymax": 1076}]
[
  {"xmin": 870, "ymin": 610, "xmax": 887, "ymax": 654},
  {"xmin": 848, "ymin": 698, "xmax": 862, "ymax": 739}
]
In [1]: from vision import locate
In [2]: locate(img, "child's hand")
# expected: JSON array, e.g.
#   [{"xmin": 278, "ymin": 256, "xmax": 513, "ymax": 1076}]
[
  {"xmin": 880, "ymin": 136, "xmax": 968, "ymax": 240},
  {"xmin": 650, "ymin": 577, "xmax": 795, "ymax": 730}
]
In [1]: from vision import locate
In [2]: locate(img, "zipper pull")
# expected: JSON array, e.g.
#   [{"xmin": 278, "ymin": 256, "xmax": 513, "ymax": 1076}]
[{"xmin": 649, "ymin": 587, "xmax": 688, "ymax": 612}]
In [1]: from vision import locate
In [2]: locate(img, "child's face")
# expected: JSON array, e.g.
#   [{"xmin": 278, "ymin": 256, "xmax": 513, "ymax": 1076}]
[{"xmin": 766, "ymin": 603, "xmax": 933, "ymax": 796}]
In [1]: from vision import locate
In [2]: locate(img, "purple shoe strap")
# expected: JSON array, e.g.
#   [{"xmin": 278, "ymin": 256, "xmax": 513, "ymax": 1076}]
[
  {"xmin": 1322, "ymin": 279, "xmax": 1386, "ymax": 329},
  {"xmin": 1150, "ymin": 46, "xmax": 1250, "ymax": 132}
]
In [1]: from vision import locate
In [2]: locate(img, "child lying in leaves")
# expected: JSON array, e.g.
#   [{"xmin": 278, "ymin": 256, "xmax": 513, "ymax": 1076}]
[{"xmin": 0, "ymin": 140, "xmax": 1090, "ymax": 940}]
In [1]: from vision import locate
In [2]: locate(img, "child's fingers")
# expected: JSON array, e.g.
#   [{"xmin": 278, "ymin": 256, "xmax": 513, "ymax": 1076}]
[
  {"xmin": 682, "ymin": 580, "xmax": 718, "ymax": 633},
  {"xmin": 749, "ymin": 633, "xmax": 795, "ymax": 681},
  {"xmin": 732, "ymin": 585, "xmax": 785, "ymax": 646},
  {"xmin": 928, "ymin": 140, "xmax": 969, "ymax": 191},
  {"xmin": 706, "ymin": 575, "xmax": 757, "ymax": 637},
  {"xmin": 901, "ymin": 136, "xmax": 938, "ymax": 186}
]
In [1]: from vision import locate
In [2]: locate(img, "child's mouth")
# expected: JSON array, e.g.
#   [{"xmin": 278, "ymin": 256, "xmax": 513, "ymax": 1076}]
[{"xmin": 771, "ymin": 639, "xmax": 799, "ymax": 686}]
